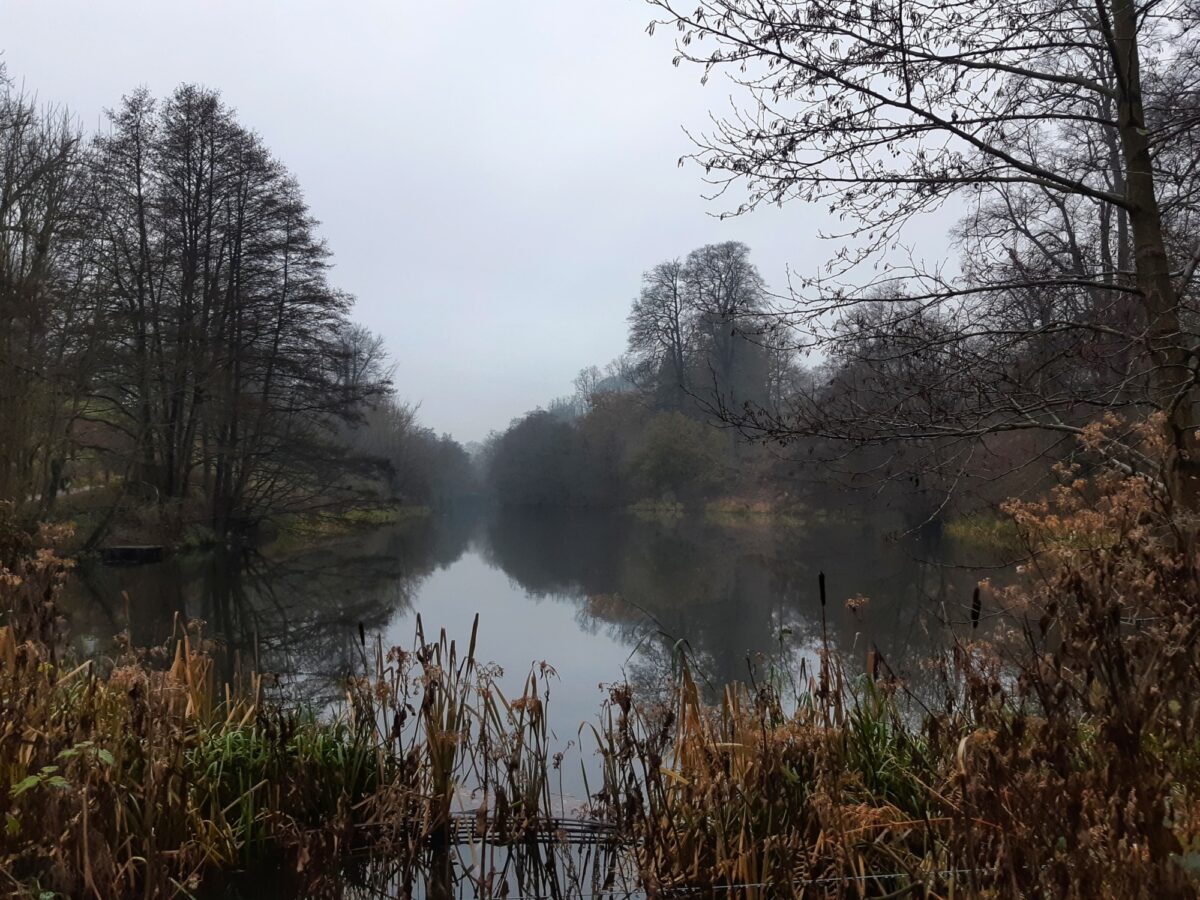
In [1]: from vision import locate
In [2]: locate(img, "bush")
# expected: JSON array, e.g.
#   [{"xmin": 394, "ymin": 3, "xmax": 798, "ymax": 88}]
[{"xmin": 625, "ymin": 412, "xmax": 729, "ymax": 503}]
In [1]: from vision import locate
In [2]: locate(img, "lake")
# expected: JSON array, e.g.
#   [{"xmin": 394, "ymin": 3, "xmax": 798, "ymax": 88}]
[{"xmin": 62, "ymin": 506, "xmax": 985, "ymax": 808}]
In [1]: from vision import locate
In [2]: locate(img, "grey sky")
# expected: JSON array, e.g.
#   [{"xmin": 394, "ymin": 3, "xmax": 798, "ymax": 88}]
[{"xmin": 1, "ymin": 0, "xmax": 950, "ymax": 442}]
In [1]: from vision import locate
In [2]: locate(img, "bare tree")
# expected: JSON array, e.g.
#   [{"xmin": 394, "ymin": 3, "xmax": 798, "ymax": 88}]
[
  {"xmin": 0, "ymin": 74, "xmax": 91, "ymax": 513},
  {"xmin": 645, "ymin": 0, "xmax": 1200, "ymax": 507},
  {"xmin": 335, "ymin": 323, "xmax": 392, "ymax": 399},
  {"xmin": 88, "ymin": 85, "xmax": 384, "ymax": 535},
  {"xmin": 627, "ymin": 259, "xmax": 693, "ymax": 407},
  {"xmin": 682, "ymin": 241, "xmax": 767, "ymax": 408},
  {"xmin": 573, "ymin": 364, "xmax": 604, "ymax": 413},
  {"xmin": 628, "ymin": 243, "xmax": 769, "ymax": 414}
]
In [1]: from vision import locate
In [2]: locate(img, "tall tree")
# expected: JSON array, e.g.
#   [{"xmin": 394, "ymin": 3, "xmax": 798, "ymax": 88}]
[
  {"xmin": 683, "ymin": 241, "xmax": 767, "ymax": 409},
  {"xmin": 628, "ymin": 258, "xmax": 693, "ymax": 407},
  {"xmin": 90, "ymin": 85, "xmax": 380, "ymax": 534},
  {"xmin": 627, "ymin": 243, "xmax": 770, "ymax": 414}
]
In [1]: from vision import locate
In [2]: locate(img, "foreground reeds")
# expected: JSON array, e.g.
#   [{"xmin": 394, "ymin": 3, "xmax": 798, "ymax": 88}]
[
  {"xmin": 587, "ymin": 419, "xmax": 1200, "ymax": 898},
  {"xmin": 3, "ymin": 419, "xmax": 1200, "ymax": 898}
]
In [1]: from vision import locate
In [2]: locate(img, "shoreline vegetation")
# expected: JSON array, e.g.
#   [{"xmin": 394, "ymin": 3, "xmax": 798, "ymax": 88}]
[
  {"xmin": 57, "ymin": 489, "xmax": 810, "ymax": 564},
  {"xmin": 4, "ymin": 433, "xmax": 1200, "ymax": 899},
  {"xmin": 0, "ymin": 79, "xmax": 484, "ymax": 557},
  {"xmin": 264, "ymin": 504, "xmax": 432, "ymax": 555},
  {"xmin": 46, "ymin": 496, "xmax": 431, "ymax": 561}
]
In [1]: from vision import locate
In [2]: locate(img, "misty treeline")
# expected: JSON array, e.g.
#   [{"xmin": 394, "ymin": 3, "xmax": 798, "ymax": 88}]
[
  {"xmin": 484, "ymin": 240, "xmax": 809, "ymax": 509},
  {"xmin": 635, "ymin": 0, "xmax": 1200, "ymax": 517},
  {"xmin": 0, "ymin": 72, "xmax": 469, "ymax": 542}
]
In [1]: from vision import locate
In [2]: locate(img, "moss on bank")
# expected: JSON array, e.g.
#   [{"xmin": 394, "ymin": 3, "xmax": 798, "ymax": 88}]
[
  {"xmin": 44, "ymin": 493, "xmax": 431, "ymax": 561},
  {"xmin": 270, "ymin": 503, "xmax": 429, "ymax": 546},
  {"xmin": 702, "ymin": 496, "xmax": 805, "ymax": 526}
]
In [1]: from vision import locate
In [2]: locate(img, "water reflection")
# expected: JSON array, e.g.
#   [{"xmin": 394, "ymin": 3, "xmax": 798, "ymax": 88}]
[
  {"xmin": 64, "ymin": 516, "xmax": 474, "ymax": 698},
  {"xmin": 481, "ymin": 509, "xmax": 982, "ymax": 692},
  {"xmin": 64, "ymin": 507, "xmax": 989, "ymax": 708}
]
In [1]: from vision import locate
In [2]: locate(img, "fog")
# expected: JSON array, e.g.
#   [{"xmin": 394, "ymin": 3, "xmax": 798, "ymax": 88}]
[{"xmin": 0, "ymin": 0, "xmax": 954, "ymax": 441}]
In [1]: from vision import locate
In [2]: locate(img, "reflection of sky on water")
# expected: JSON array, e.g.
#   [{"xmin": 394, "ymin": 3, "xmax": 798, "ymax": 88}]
[{"xmin": 380, "ymin": 551, "xmax": 634, "ymax": 809}]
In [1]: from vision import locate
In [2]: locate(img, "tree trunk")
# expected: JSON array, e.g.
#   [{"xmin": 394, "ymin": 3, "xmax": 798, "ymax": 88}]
[{"xmin": 1111, "ymin": 0, "xmax": 1200, "ymax": 510}]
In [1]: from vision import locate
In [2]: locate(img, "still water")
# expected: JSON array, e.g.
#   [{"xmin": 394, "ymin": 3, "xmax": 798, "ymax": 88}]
[{"xmin": 63, "ymin": 506, "xmax": 985, "ymax": 797}]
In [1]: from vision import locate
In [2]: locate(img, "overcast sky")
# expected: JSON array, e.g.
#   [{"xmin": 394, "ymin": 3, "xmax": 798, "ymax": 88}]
[{"xmin": 1, "ymin": 0, "xmax": 949, "ymax": 442}]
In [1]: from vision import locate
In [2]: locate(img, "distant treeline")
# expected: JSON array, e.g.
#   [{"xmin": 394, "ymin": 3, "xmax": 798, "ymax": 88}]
[
  {"xmin": 478, "ymin": 237, "xmax": 1060, "ymax": 522},
  {"xmin": 481, "ymin": 241, "xmax": 805, "ymax": 510},
  {"xmin": 0, "ymin": 73, "xmax": 471, "ymax": 542}
]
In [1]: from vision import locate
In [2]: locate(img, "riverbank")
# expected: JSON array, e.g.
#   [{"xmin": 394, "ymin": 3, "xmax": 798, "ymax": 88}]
[
  {"xmin": 943, "ymin": 511, "xmax": 1024, "ymax": 552},
  {"xmin": 44, "ymin": 485, "xmax": 430, "ymax": 560},
  {"xmin": 265, "ymin": 503, "xmax": 431, "ymax": 554},
  {"xmin": 627, "ymin": 493, "xmax": 808, "ymax": 526}
]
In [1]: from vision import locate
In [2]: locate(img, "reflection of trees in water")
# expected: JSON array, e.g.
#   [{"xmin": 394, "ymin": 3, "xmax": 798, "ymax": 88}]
[
  {"xmin": 765, "ymin": 517, "xmax": 994, "ymax": 681},
  {"xmin": 65, "ymin": 515, "xmax": 475, "ymax": 701},
  {"xmin": 479, "ymin": 510, "xmax": 625, "ymax": 599},
  {"xmin": 64, "ymin": 508, "xmax": 995, "ymax": 704},
  {"xmin": 481, "ymin": 508, "xmax": 986, "ymax": 692}
]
